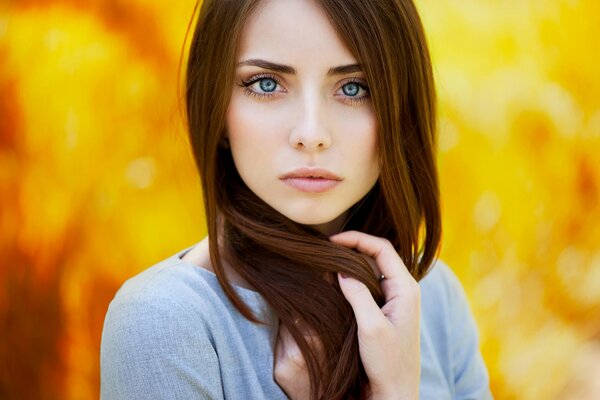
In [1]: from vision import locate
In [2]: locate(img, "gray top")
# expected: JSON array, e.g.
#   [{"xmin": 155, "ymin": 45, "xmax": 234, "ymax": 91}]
[{"xmin": 100, "ymin": 245, "xmax": 493, "ymax": 399}]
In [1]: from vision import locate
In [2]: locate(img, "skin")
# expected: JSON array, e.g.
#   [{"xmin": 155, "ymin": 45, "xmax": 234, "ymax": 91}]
[
  {"xmin": 226, "ymin": 0, "xmax": 380, "ymax": 236},
  {"xmin": 221, "ymin": 0, "xmax": 422, "ymax": 398}
]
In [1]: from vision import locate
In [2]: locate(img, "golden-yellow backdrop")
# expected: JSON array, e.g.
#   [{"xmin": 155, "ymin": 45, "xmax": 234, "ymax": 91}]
[{"xmin": 1, "ymin": 1, "xmax": 598, "ymax": 399}]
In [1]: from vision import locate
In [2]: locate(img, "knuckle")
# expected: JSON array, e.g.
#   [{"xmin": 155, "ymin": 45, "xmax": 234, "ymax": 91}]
[{"xmin": 381, "ymin": 237, "xmax": 393, "ymax": 247}]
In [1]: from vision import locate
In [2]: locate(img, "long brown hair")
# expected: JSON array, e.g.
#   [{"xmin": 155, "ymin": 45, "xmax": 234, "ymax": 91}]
[{"xmin": 184, "ymin": 0, "xmax": 440, "ymax": 398}]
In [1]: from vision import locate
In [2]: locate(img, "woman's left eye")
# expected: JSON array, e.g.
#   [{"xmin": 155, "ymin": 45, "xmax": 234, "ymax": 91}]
[{"xmin": 337, "ymin": 80, "xmax": 370, "ymax": 104}]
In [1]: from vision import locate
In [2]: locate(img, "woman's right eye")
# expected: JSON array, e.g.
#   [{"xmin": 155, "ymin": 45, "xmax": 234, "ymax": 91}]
[
  {"xmin": 257, "ymin": 78, "xmax": 277, "ymax": 92},
  {"xmin": 239, "ymin": 74, "xmax": 283, "ymax": 99}
]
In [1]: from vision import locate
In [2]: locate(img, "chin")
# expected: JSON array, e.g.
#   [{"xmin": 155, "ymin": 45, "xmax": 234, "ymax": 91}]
[{"xmin": 281, "ymin": 208, "xmax": 347, "ymax": 229}]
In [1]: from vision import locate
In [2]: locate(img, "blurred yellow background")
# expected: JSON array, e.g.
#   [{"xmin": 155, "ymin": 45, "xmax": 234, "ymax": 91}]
[{"xmin": 1, "ymin": 0, "xmax": 598, "ymax": 399}]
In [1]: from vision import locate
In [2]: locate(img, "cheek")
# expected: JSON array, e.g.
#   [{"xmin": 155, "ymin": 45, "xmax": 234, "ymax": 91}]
[
  {"xmin": 228, "ymin": 96, "xmax": 271, "ymax": 151},
  {"xmin": 226, "ymin": 95, "xmax": 288, "ymax": 177},
  {"xmin": 227, "ymin": 94, "xmax": 290, "ymax": 139},
  {"xmin": 337, "ymin": 107, "xmax": 378, "ymax": 163}
]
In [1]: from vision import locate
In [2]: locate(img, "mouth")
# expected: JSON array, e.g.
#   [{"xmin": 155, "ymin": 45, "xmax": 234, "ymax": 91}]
[
  {"xmin": 279, "ymin": 167, "xmax": 343, "ymax": 193},
  {"xmin": 280, "ymin": 177, "xmax": 341, "ymax": 193},
  {"xmin": 279, "ymin": 167, "xmax": 343, "ymax": 181}
]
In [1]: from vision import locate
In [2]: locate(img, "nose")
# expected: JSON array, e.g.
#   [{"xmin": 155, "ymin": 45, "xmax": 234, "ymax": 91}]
[{"xmin": 289, "ymin": 91, "xmax": 332, "ymax": 151}]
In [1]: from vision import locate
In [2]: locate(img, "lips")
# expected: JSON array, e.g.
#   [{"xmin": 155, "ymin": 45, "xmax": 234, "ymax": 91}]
[
  {"xmin": 279, "ymin": 167, "xmax": 342, "ymax": 181},
  {"xmin": 279, "ymin": 167, "xmax": 342, "ymax": 193}
]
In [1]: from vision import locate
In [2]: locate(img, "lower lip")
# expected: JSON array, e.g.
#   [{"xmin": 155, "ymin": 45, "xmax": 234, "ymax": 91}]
[{"xmin": 281, "ymin": 177, "xmax": 341, "ymax": 193}]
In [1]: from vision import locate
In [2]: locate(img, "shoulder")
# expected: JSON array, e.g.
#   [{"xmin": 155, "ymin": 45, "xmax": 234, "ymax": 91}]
[
  {"xmin": 105, "ymin": 255, "xmax": 215, "ymax": 327},
  {"xmin": 102, "ymin": 247, "xmax": 267, "ymax": 343},
  {"xmin": 101, "ymin": 251, "xmax": 222, "ymax": 352},
  {"xmin": 111, "ymin": 252, "xmax": 211, "ymax": 306},
  {"xmin": 105, "ymin": 247, "xmax": 263, "ymax": 324},
  {"xmin": 100, "ymin": 250, "xmax": 227, "ymax": 398}
]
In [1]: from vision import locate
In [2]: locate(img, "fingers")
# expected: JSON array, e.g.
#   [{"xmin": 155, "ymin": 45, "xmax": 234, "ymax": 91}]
[
  {"xmin": 357, "ymin": 253, "xmax": 381, "ymax": 279},
  {"xmin": 337, "ymin": 272, "xmax": 388, "ymax": 329},
  {"xmin": 330, "ymin": 230, "xmax": 420, "ymax": 325},
  {"xmin": 329, "ymin": 231, "xmax": 421, "ymax": 395},
  {"xmin": 329, "ymin": 230, "xmax": 413, "ymax": 285}
]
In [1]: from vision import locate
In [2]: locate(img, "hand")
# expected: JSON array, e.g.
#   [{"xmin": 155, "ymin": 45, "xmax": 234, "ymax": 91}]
[
  {"xmin": 329, "ymin": 230, "xmax": 421, "ymax": 400},
  {"xmin": 273, "ymin": 321, "xmax": 322, "ymax": 400}
]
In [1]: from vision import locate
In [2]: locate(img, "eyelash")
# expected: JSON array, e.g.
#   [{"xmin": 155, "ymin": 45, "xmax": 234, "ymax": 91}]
[
  {"xmin": 237, "ymin": 74, "xmax": 370, "ymax": 105},
  {"xmin": 239, "ymin": 73, "xmax": 281, "ymax": 100}
]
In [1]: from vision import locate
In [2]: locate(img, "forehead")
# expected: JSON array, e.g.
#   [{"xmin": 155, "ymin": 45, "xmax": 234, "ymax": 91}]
[{"xmin": 237, "ymin": 0, "xmax": 357, "ymax": 68}]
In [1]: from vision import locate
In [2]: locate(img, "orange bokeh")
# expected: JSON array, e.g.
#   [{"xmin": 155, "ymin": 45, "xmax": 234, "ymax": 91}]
[{"xmin": 1, "ymin": 1, "xmax": 598, "ymax": 398}]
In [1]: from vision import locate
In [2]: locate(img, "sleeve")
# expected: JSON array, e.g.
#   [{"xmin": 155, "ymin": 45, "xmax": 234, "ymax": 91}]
[
  {"xmin": 100, "ymin": 294, "xmax": 224, "ymax": 400},
  {"xmin": 442, "ymin": 265, "xmax": 494, "ymax": 400}
]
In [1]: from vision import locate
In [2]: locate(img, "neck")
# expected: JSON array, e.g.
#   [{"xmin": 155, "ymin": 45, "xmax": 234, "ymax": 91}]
[{"xmin": 307, "ymin": 210, "xmax": 349, "ymax": 236}]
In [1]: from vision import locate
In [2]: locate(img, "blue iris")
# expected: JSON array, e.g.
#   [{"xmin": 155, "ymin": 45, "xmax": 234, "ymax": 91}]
[
  {"xmin": 342, "ymin": 82, "xmax": 360, "ymax": 97},
  {"xmin": 259, "ymin": 78, "xmax": 277, "ymax": 92}
]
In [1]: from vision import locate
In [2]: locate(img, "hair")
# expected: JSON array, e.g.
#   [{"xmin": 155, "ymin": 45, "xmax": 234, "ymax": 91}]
[{"xmin": 184, "ymin": 0, "xmax": 440, "ymax": 398}]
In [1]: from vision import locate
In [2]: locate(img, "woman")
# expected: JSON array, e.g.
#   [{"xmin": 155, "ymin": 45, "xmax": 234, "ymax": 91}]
[{"xmin": 100, "ymin": 0, "xmax": 493, "ymax": 399}]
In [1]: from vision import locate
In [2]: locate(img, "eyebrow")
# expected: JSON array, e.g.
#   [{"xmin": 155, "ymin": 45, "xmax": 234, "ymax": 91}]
[{"xmin": 236, "ymin": 59, "xmax": 363, "ymax": 76}]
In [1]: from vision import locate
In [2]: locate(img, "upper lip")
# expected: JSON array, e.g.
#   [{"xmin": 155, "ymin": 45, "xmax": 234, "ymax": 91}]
[{"xmin": 280, "ymin": 167, "xmax": 343, "ymax": 181}]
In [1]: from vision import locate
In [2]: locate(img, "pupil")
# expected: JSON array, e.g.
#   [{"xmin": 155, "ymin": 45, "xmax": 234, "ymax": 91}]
[
  {"xmin": 343, "ymin": 83, "xmax": 359, "ymax": 97},
  {"xmin": 260, "ymin": 79, "xmax": 276, "ymax": 92}
]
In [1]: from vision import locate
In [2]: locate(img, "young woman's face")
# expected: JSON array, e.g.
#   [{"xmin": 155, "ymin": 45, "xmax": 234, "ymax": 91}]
[{"xmin": 226, "ymin": 0, "xmax": 379, "ymax": 235}]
